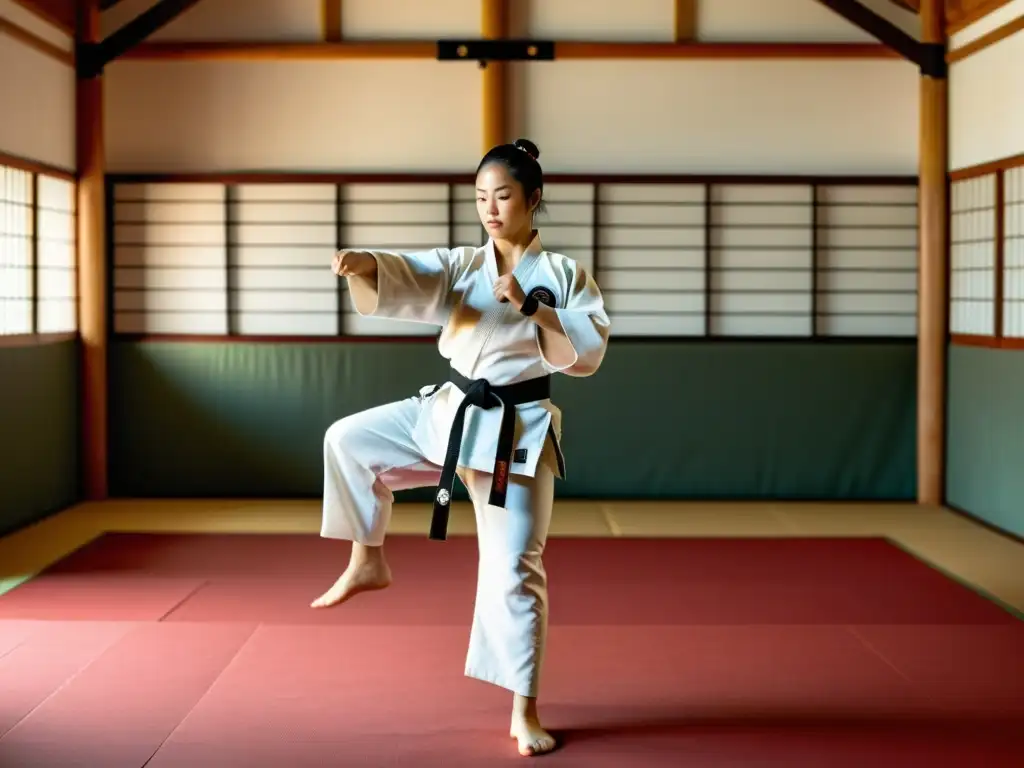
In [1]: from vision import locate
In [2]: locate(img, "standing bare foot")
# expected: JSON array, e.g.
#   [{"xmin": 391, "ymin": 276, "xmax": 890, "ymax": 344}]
[
  {"xmin": 510, "ymin": 694, "xmax": 557, "ymax": 757},
  {"xmin": 310, "ymin": 543, "xmax": 392, "ymax": 608}
]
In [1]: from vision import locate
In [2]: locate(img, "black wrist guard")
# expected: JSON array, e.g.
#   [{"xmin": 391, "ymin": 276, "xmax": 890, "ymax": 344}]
[{"xmin": 520, "ymin": 294, "xmax": 540, "ymax": 316}]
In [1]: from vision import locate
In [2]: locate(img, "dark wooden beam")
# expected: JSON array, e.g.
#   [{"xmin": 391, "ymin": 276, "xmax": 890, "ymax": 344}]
[
  {"xmin": 79, "ymin": 0, "xmax": 204, "ymax": 77},
  {"xmin": 99, "ymin": 0, "xmax": 128, "ymax": 9},
  {"xmin": 817, "ymin": 0, "xmax": 945, "ymax": 75}
]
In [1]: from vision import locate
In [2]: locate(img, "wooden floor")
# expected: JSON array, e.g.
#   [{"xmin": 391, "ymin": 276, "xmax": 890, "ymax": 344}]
[{"xmin": 2, "ymin": 499, "xmax": 1023, "ymax": 615}]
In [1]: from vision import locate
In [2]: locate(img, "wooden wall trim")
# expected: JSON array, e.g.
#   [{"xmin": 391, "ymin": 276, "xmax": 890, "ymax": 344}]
[
  {"xmin": 951, "ymin": 334, "xmax": 1024, "ymax": 348},
  {"xmin": 116, "ymin": 40, "xmax": 900, "ymax": 62},
  {"xmin": 949, "ymin": 152, "xmax": 1024, "ymax": 180},
  {"xmin": 0, "ymin": 332, "xmax": 77, "ymax": 348},
  {"xmin": 0, "ymin": 150, "xmax": 75, "ymax": 179},
  {"xmin": 115, "ymin": 334, "xmax": 918, "ymax": 345},
  {"xmin": 106, "ymin": 171, "xmax": 917, "ymax": 185},
  {"xmin": 0, "ymin": 12, "xmax": 73, "ymax": 65},
  {"xmin": 947, "ymin": 11, "xmax": 1024, "ymax": 61},
  {"xmin": 994, "ymin": 170, "xmax": 1005, "ymax": 339},
  {"xmin": 108, "ymin": 171, "xmax": 918, "ymax": 346},
  {"xmin": 948, "ymin": 166, "xmax": 1022, "ymax": 352}
]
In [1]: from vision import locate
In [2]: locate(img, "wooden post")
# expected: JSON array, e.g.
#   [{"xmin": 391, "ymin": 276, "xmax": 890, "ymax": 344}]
[
  {"xmin": 481, "ymin": 0, "xmax": 509, "ymax": 153},
  {"xmin": 323, "ymin": 0, "xmax": 342, "ymax": 42},
  {"xmin": 917, "ymin": 0, "xmax": 947, "ymax": 506},
  {"xmin": 77, "ymin": 0, "xmax": 108, "ymax": 500},
  {"xmin": 675, "ymin": 1, "xmax": 697, "ymax": 42}
]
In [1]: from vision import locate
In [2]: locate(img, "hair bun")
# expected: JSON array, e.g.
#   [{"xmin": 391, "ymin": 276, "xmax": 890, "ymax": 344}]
[{"xmin": 513, "ymin": 138, "xmax": 540, "ymax": 161}]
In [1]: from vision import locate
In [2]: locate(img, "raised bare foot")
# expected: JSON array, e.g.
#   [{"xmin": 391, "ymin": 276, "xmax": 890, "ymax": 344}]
[
  {"xmin": 510, "ymin": 717, "xmax": 557, "ymax": 757},
  {"xmin": 310, "ymin": 549, "xmax": 392, "ymax": 608}
]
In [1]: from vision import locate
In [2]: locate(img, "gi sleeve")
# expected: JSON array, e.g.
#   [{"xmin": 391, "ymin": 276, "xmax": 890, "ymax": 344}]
[
  {"xmin": 347, "ymin": 248, "xmax": 461, "ymax": 326},
  {"xmin": 539, "ymin": 263, "xmax": 611, "ymax": 376}
]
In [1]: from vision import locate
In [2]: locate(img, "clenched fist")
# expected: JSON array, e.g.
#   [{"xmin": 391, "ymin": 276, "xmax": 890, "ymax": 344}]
[
  {"xmin": 492, "ymin": 273, "xmax": 526, "ymax": 310},
  {"xmin": 331, "ymin": 250, "xmax": 376, "ymax": 278}
]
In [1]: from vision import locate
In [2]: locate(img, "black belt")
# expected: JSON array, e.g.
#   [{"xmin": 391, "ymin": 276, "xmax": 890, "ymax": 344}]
[{"xmin": 428, "ymin": 368, "xmax": 551, "ymax": 541}]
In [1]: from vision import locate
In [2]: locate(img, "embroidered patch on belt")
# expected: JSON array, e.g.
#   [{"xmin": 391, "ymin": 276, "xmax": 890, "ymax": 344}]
[{"xmin": 513, "ymin": 448, "xmax": 528, "ymax": 463}]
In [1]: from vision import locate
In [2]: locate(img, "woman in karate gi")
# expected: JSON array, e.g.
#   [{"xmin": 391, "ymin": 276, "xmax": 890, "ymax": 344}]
[{"xmin": 312, "ymin": 138, "xmax": 610, "ymax": 757}]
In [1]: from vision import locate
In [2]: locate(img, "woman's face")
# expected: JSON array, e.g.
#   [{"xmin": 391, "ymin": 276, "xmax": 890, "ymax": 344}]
[{"xmin": 475, "ymin": 162, "xmax": 537, "ymax": 240}]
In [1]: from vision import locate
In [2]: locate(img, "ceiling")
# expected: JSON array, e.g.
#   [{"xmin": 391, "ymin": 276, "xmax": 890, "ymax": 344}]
[
  {"xmin": 890, "ymin": 0, "xmax": 1014, "ymax": 31},
  {"xmin": 8, "ymin": 0, "xmax": 1014, "ymax": 39},
  {"xmin": 12, "ymin": 0, "xmax": 74, "ymax": 32}
]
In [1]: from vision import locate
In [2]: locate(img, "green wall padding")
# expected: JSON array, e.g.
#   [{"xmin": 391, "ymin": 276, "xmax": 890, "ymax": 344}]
[
  {"xmin": 947, "ymin": 344, "xmax": 1024, "ymax": 539},
  {"xmin": 109, "ymin": 340, "xmax": 916, "ymax": 501},
  {"xmin": 0, "ymin": 340, "xmax": 79, "ymax": 537}
]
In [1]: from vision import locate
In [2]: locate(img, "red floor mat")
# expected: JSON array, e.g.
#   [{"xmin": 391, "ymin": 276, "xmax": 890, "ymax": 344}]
[
  {"xmin": 0, "ymin": 534, "xmax": 1021, "ymax": 766},
  {"xmin": 849, "ymin": 624, "xmax": 1024, "ymax": 716},
  {"xmin": 144, "ymin": 624, "xmax": 1023, "ymax": 767},
  {"xmin": 0, "ymin": 622, "xmax": 137, "ymax": 738},
  {"xmin": 0, "ymin": 622, "xmax": 256, "ymax": 768},
  {"xmin": 4, "ymin": 534, "xmax": 1014, "ymax": 625},
  {"xmin": 0, "ymin": 574, "xmax": 206, "ymax": 621}
]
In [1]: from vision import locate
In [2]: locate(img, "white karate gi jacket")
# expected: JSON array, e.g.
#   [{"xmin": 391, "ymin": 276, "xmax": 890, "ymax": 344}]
[{"xmin": 347, "ymin": 234, "xmax": 610, "ymax": 481}]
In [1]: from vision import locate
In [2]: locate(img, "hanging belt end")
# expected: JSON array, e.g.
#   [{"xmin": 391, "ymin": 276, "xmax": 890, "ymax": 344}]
[{"xmin": 429, "ymin": 493, "xmax": 451, "ymax": 541}]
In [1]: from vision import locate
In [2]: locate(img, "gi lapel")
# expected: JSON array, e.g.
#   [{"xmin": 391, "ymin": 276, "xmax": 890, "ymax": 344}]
[{"xmin": 463, "ymin": 236, "xmax": 544, "ymax": 374}]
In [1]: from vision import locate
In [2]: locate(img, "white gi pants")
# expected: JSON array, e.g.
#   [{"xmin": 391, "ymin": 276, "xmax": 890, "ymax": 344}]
[{"xmin": 321, "ymin": 395, "xmax": 553, "ymax": 698}]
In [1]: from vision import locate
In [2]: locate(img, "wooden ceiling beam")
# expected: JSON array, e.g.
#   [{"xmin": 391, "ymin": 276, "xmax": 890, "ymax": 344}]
[
  {"xmin": 8, "ymin": 0, "xmax": 74, "ymax": 32},
  {"xmin": 78, "ymin": 0, "xmax": 205, "ymax": 77},
  {"xmin": 817, "ymin": 0, "xmax": 945, "ymax": 75},
  {"xmin": 114, "ymin": 39, "xmax": 900, "ymax": 62}
]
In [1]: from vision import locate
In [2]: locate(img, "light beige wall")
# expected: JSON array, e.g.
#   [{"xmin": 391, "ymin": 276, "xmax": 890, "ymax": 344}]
[
  {"xmin": 102, "ymin": 0, "xmax": 920, "ymax": 175},
  {"xmin": 104, "ymin": 61, "xmax": 482, "ymax": 172},
  {"xmin": 949, "ymin": 0, "xmax": 1024, "ymax": 171},
  {"xmin": 511, "ymin": 59, "xmax": 916, "ymax": 174},
  {"xmin": 519, "ymin": 0, "xmax": 917, "ymax": 41},
  {"xmin": 948, "ymin": 1, "xmax": 1024, "ymax": 339},
  {"xmin": 0, "ymin": 0, "xmax": 75, "ymax": 170}
]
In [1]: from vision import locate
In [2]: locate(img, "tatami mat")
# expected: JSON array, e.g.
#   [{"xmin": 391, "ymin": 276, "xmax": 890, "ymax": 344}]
[{"xmin": 2, "ymin": 499, "xmax": 1023, "ymax": 614}]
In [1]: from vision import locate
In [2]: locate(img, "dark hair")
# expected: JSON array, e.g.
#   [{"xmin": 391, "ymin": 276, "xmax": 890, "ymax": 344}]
[{"xmin": 476, "ymin": 138, "xmax": 545, "ymax": 214}]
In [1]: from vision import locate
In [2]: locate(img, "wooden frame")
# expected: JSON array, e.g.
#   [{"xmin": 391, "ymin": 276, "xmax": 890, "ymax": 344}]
[
  {"xmin": 77, "ymin": 0, "xmax": 107, "ymax": 500},
  {"xmin": 0, "ymin": 152, "xmax": 78, "ymax": 347},
  {"xmin": 0, "ymin": 150, "xmax": 75, "ymax": 181},
  {"xmin": 480, "ymin": 0, "xmax": 509, "ymax": 152},
  {"xmin": 115, "ymin": 40, "xmax": 900, "ymax": 61},
  {"xmin": 818, "ymin": 0, "xmax": 940, "ymax": 71},
  {"xmin": 105, "ymin": 169, "xmax": 918, "ymax": 345},
  {"xmin": 79, "ymin": 0, "xmax": 205, "ymax": 77},
  {"xmin": 916, "ymin": 0, "xmax": 948, "ymax": 507},
  {"xmin": 948, "ymin": 153, "xmax": 1024, "ymax": 350}
]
